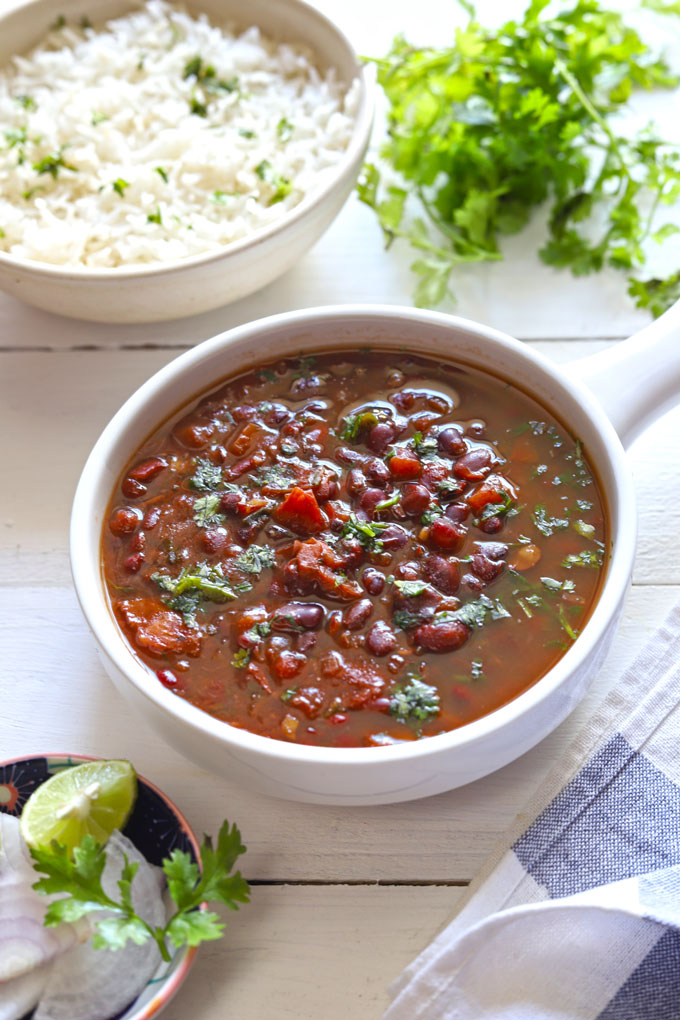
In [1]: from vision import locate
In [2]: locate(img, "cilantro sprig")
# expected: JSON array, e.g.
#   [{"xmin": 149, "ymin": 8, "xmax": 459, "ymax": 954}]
[
  {"xmin": 30, "ymin": 821, "xmax": 250, "ymax": 961},
  {"xmin": 360, "ymin": 0, "xmax": 680, "ymax": 316}
]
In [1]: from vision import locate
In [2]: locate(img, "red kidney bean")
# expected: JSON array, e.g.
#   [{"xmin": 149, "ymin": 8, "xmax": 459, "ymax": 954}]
[
  {"xmin": 203, "ymin": 527, "xmax": 228, "ymax": 554},
  {"xmin": 401, "ymin": 483, "xmax": 431, "ymax": 517},
  {"xmin": 424, "ymin": 554, "xmax": 460, "ymax": 595},
  {"xmin": 445, "ymin": 502, "xmax": 470, "ymax": 523},
  {"xmin": 312, "ymin": 468, "xmax": 339, "ymax": 501},
  {"xmin": 367, "ymin": 422, "xmax": 396, "ymax": 454},
  {"xmin": 109, "ymin": 507, "xmax": 142, "ymax": 536},
  {"xmin": 231, "ymin": 404, "xmax": 257, "ymax": 422},
  {"xmin": 366, "ymin": 621, "xmax": 398, "ymax": 656},
  {"xmin": 272, "ymin": 602, "xmax": 325, "ymax": 631},
  {"xmin": 471, "ymin": 553, "xmax": 505, "ymax": 583},
  {"xmin": 130, "ymin": 531, "xmax": 145, "ymax": 553},
  {"xmin": 124, "ymin": 552, "xmax": 144, "ymax": 573},
  {"xmin": 466, "ymin": 421, "xmax": 486, "ymax": 439},
  {"xmin": 414, "ymin": 619, "xmax": 470, "ymax": 652},
  {"xmin": 391, "ymin": 390, "xmax": 415, "ymax": 412},
  {"xmin": 143, "ymin": 507, "xmax": 161, "ymax": 530},
  {"xmin": 296, "ymin": 632, "xmax": 317, "ymax": 654},
  {"xmin": 343, "ymin": 599, "xmax": 373, "ymax": 630},
  {"xmin": 157, "ymin": 669, "xmax": 179, "ymax": 688},
  {"xmin": 173, "ymin": 418, "xmax": 214, "ymax": 449},
  {"xmin": 475, "ymin": 541, "xmax": 508, "ymax": 560},
  {"xmin": 437, "ymin": 426, "xmax": 466, "ymax": 457},
  {"xmin": 128, "ymin": 457, "xmax": 168, "ymax": 482},
  {"xmin": 328, "ymin": 713, "xmax": 348, "ymax": 725},
  {"xmin": 346, "ymin": 468, "xmax": 367, "ymax": 497},
  {"xmin": 263, "ymin": 403, "xmax": 291, "ymax": 427},
  {"xmin": 453, "ymin": 448, "xmax": 493, "ymax": 480},
  {"xmin": 336, "ymin": 446, "xmax": 366, "ymax": 465},
  {"xmin": 395, "ymin": 560, "xmax": 421, "ymax": 581},
  {"xmin": 380, "ymin": 525, "xmax": 409, "ymax": 551},
  {"xmin": 220, "ymin": 490, "xmax": 242, "ymax": 514},
  {"xmin": 429, "ymin": 517, "xmax": 465, "ymax": 551},
  {"xmin": 121, "ymin": 476, "xmax": 147, "ymax": 499},
  {"xmin": 362, "ymin": 568, "xmax": 386, "ymax": 595},
  {"xmin": 478, "ymin": 515, "xmax": 504, "ymax": 534},
  {"xmin": 358, "ymin": 488, "xmax": 384, "ymax": 515},
  {"xmin": 365, "ymin": 458, "xmax": 391, "ymax": 487},
  {"xmin": 338, "ymin": 538, "xmax": 364, "ymax": 569},
  {"xmin": 461, "ymin": 572, "xmax": 485, "ymax": 593}
]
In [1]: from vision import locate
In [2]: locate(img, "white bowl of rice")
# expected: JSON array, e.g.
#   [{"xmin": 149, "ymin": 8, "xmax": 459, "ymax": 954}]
[{"xmin": 0, "ymin": 0, "xmax": 372, "ymax": 322}]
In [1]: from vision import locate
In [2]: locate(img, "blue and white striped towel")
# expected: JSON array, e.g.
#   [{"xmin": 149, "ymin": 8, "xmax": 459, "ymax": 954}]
[{"xmin": 385, "ymin": 604, "xmax": 680, "ymax": 1020}]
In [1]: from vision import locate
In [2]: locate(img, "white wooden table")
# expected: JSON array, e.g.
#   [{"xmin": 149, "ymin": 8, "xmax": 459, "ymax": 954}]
[{"xmin": 2, "ymin": 2, "xmax": 680, "ymax": 1016}]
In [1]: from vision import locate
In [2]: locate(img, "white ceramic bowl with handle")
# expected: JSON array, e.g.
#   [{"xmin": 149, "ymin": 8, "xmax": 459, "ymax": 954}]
[
  {"xmin": 0, "ymin": 0, "xmax": 372, "ymax": 323},
  {"xmin": 70, "ymin": 304, "xmax": 680, "ymax": 804}
]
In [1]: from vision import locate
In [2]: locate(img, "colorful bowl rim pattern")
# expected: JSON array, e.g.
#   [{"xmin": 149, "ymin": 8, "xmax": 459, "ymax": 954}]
[{"xmin": 0, "ymin": 753, "xmax": 201, "ymax": 1020}]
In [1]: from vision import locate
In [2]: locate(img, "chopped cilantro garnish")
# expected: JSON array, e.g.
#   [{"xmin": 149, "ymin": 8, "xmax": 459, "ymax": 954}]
[
  {"xmin": 393, "ymin": 579, "xmax": 428, "ymax": 597},
  {"xmin": 147, "ymin": 206, "xmax": 162, "ymax": 224},
  {"xmin": 233, "ymin": 545, "xmax": 276, "ymax": 575},
  {"xmin": 437, "ymin": 478, "xmax": 464, "ymax": 496},
  {"xmin": 33, "ymin": 151, "xmax": 77, "ymax": 179},
  {"xmin": 91, "ymin": 112, "xmax": 108, "ymax": 125},
  {"xmin": 375, "ymin": 493, "xmax": 400, "ymax": 513},
  {"xmin": 412, "ymin": 432, "xmax": 438, "ymax": 460},
  {"xmin": 231, "ymin": 648, "xmax": 251, "ymax": 669},
  {"xmin": 277, "ymin": 117, "xmax": 294, "ymax": 141},
  {"xmin": 438, "ymin": 594, "xmax": 511, "ymax": 630},
  {"xmin": 532, "ymin": 504, "xmax": 569, "ymax": 537},
  {"xmin": 193, "ymin": 493, "xmax": 225, "ymax": 528},
  {"xmin": 254, "ymin": 160, "xmax": 292, "ymax": 205},
  {"xmin": 14, "ymin": 94, "xmax": 36, "ymax": 110},
  {"xmin": 562, "ymin": 549, "xmax": 604, "ymax": 569},
  {"xmin": 243, "ymin": 620, "xmax": 272, "ymax": 644},
  {"xmin": 573, "ymin": 519, "xmax": 596, "ymax": 539},
  {"xmin": 341, "ymin": 514, "xmax": 391, "ymax": 552},
  {"xmin": 155, "ymin": 166, "xmax": 169, "ymax": 183},
  {"xmin": 188, "ymin": 458, "xmax": 223, "ymax": 492},
  {"xmin": 255, "ymin": 464, "xmax": 291, "ymax": 488},
  {"xmin": 540, "ymin": 576, "xmax": 576, "ymax": 593},
  {"xmin": 153, "ymin": 562, "xmax": 245, "ymax": 625},
  {"xmin": 389, "ymin": 673, "xmax": 440, "ymax": 726},
  {"xmin": 189, "ymin": 97, "xmax": 208, "ymax": 117},
  {"xmin": 112, "ymin": 178, "xmax": 129, "ymax": 196},
  {"xmin": 421, "ymin": 506, "xmax": 444, "ymax": 525}
]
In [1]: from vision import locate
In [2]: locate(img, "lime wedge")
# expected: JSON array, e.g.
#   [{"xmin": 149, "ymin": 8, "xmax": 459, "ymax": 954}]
[{"xmin": 20, "ymin": 759, "xmax": 137, "ymax": 853}]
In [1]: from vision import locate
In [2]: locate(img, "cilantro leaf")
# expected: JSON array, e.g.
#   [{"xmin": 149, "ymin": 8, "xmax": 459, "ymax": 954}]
[
  {"xmin": 389, "ymin": 673, "xmax": 440, "ymax": 726},
  {"xmin": 193, "ymin": 493, "xmax": 225, "ymax": 527},
  {"xmin": 188, "ymin": 457, "xmax": 223, "ymax": 491},
  {"xmin": 233, "ymin": 544, "xmax": 276, "ymax": 574}
]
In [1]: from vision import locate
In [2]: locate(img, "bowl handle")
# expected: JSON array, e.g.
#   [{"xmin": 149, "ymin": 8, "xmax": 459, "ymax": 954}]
[{"xmin": 567, "ymin": 301, "xmax": 680, "ymax": 449}]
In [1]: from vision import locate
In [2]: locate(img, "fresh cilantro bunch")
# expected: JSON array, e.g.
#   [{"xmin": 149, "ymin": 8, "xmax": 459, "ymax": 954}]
[
  {"xmin": 30, "ymin": 820, "xmax": 250, "ymax": 961},
  {"xmin": 359, "ymin": 0, "xmax": 680, "ymax": 314}
]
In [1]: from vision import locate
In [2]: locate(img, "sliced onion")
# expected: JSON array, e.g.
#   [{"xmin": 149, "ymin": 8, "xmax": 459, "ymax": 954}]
[
  {"xmin": 34, "ymin": 831, "xmax": 167, "ymax": 1020},
  {"xmin": 0, "ymin": 962, "xmax": 52, "ymax": 1020}
]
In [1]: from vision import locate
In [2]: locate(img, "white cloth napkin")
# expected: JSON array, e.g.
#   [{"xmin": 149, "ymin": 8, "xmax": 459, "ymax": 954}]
[{"xmin": 385, "ymin": 604, "xmax": 680, "ymax": 1020}]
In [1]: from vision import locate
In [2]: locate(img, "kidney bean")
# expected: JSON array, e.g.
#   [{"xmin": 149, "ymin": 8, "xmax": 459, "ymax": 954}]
[
  {"xmin": 367, "ymin": 422, "xmax": 396, "ymax": 454},
  {"xmin": 478, "ymin": 515, "xmax": 504, "ymax": 534},
  {"xmin": 391, "ymin": 390, "xmax": 415, "ymax": 412},
  {"xmin": 362, "ymin": 568, "xmax": 386, "ymax": 595},
  {"xmin": 124, "ymin": 552, "xmax": 145, "ymax": 573},
  {"xmin": 346, "ymin": 468, "xmax": 367, "ymax": 497},
  {"xmin": 326, "ymin": 610, "xmax": 343, "ymax": 638},
  {"xmin": 471, "ymin": 553, "xmax": 505, "ymax": 583},
  {"xmin": 461, "ymin": 572, "xmax": 485, "ymax": 593},
  {"xmin": 128, "ymin": 457, "xmax": 168, "ymax": 483},
  {"xmin": 401, "ymin": 483, "xmax": 431, "ymax": 517},
  {"xmin": 173, "ymin": 418, "xmax": 214, "ymax": 449},
  {"xmin": 366, "ymin": 621, "xmax": 398, "ymax": 656},
  {"xmin": 272, "ymin": 650, "xmax": 307, "ymax": 680},
  {"xmin": 386, "ymin": 370, "xmax": 405, "ymax": 387},
  {"xmin": 453, "ymin": 448, "xmax": 493, "ymax": 480},
  {"xmin": 358, "ymin": 488, "xmax": 384, "ymax": 516},
  {"xmin": 343, "ymin": 599, "xmax": 373, "ymax": 630},
  {"xmin": 509, "ymin": 544, "xmax": 542, "ymax": 571},
  {"xmin": 338, "ymin": 538, "xmax": 364, "ymax": 569},
  {"xmin": 121, "ymin": 476, "xmax": 147, "ymax": 499},
  {"xmin": 130, "ymin": 531, "xmax": 145, "ymax": 553},
  {"xmin": 445, "ymin": 502, "xmax": 470, "ymax": 523},
  {"xmin": 109, "ymin": 507, "xmax": 142, "ymax": 536},
  {"xmin": 263, "ymin": 403, "xmax": 291, "ymax": 427},
  {"xmin": 328, "ymin": 713, "xmax": 348, "ymax": 725},
  {"xmin": 476, "ymin": 541, "xmax": 508, "ymax": 560},
  {"xmin": 296, "ymin": 632, "xmax": 317, "ymax": 654},
  {"xmin": 429, "ymin": 517, "xmax": 465, "ymax": 551},
  {"xmin": 157, "ymin": 669, "xmax": 179, "ymax": 689},
  {"xmin": 336, "ymin": 446, "xmax": 366, "ymax": 465},
  {"xmin": 143, "ymin": 507, "xmax": 161, "ymax": 530},
  {"xmin": 387, "ymin": 654, "xmax": 405, "ymax": 674},
  {"xmin": 312, "ymin": 468, "xmax": 339, "ymax": 501},
  {"xmin": 414, "ymin": 619, "xmax": 470, "ymax": 652},
  {"xmin": 424, "ymin": 554, "xmax": 460, "ymax": 595},
  {"xmin": 466, "ymin": 421, "xmax": 486, "ymax": 438},
  {"xmin": 395, "ymin": 559, "xmax": 421, "ymax": 580},
  {"xmin": 380, "ymin": 525, "xmax": 409, "ymax": 551},
  {"xmin": 220, "ymin": 490, "xmax": 242, "ymax": 514},
  {"xmin": 272, "ymin": 602, "xmax": 325, "ymax": 631},
  {"xmin": 203, "ymin": 527, "xmax": 228, "ymax": 554},
  {"xmin": 437, "ymin": 426, "xmax": 467, "ymax": 457},
  {"xmin": 231, "ymin": 403, "xmax": 257, "ymax": 422},
  {"xmin": 365, "ymin": 458, "xmax": 391, "ymax": 488}
]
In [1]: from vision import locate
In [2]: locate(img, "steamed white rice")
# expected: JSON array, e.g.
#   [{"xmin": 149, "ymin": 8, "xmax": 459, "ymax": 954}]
[{"xmin": 0, "ymin": 0, "xmax": 359, "ymax": 268}]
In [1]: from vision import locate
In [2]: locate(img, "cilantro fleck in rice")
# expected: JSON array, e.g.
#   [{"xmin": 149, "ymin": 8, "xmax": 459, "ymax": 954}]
[{"xmin": 0, "ymin": 0, "xmax": 359, "ymax": 268}]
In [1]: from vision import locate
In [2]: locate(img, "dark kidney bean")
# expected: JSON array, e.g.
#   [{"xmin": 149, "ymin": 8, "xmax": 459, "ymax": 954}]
[
  {"xmin": 429, "ymin": 517, "xmax": 465, "ymax": 551},
  {"xmin": 272, "ymin": 602, "xmax": 325, "ymax": 631},
  {"xmin": 157, "ymin": 669, "xmax": 179, "ymax": 689},
  {"xmin": 367, "ymin": 422, "xmax": 396, "ymax": 454},
  {"xmin": 445, "ymin": 502, "xmax": 470, "ymax": 523},
  {"xmin": 231, "ymin": 403, "xmax": 257, "ymax": 422},
  {"xmin": 437, "ymin": 426, "xmax": 466, "ymax": 457},
  {"xmin": 346, "ymin": 468, "xmax": 367, "ymax": 497},
  {"xmin": 121, "ymin": 476, "xmax": 147, "ymax": 499},
  {"xmin": 143, "ymin": 507, "xmax": 161, "ymax": 530},
  {"xmin": 475, "ymin": 541, "xmax": 508, "ymax": 561},
  {"xmin": 453, "ymin": 448, "xmax": 493, "ymax": 480},
  {"xmin": 478, "ymin": 515, "xmax": 504, "ymax": 534},
  {"xmin": 336, "ymin": 446, "xmax": 366, "ymax": 465},
  {"xmin": 461, "ymin": 572, "xmax": 485, "ymax": 593},
  {"xmin": 358, "ymin": 488, "xmax": 385, "ymax": 516},
  {"xmin": 173, "ymin": 418, "xmax": 214, "ymax": 449},
  {"xmin": 109, "ymin": 507, "xmax": 142, "ymax": 536},
  {"xmin": 128, "ymin": 457, "xmax": 168, "ymax": 483},
  {"xmin": 366, "ymin": 621, "xmax": 398, "ymax": 656},
  {"xmin": 414, "ymin": 619, "xmax": 470, "ymax": 652},
  {"xmin": 380, "ymin": 525, "xmax": 409, "ymax": 551},
  {"xmin": 395, "ymin": 559, "xmax": 421, "ymax": 580},
  {"xmin": 296, "ymin": 632, "xmax": 317, "ymax": 654},
  {"xmin": 424, "ymin": 554, "xmax": 460, "ymax": 595},
  {"xmin": 466, "ymin": 421, "xmax": 486, "ymax": 439},
  {"xmin": 343, "ymin": 599, "xmax": 373, "ymax": 630},
  {"xmin": 124, "ymin": 552, "xmax": 144, "ymax": 573},
  {"xmin": 203, "ymin": 527, "xmax": 228, "ymax": 554},
  {"xmin": 130, "ymin": 531, "xmax": 145, "ymax": 553},
  {"xmin": 365, "ymin": 458, "xmax": 391, "ymax": 487},
  {"xmin": 471, "ymin": 553, "xmax": 505, "ymax": 583},
  {"xmin": 362, "ymin": 568, "xmax": 386, "ymax": 595},
  {"xmin": 263, "ymin": 403, "xmax": 291, "ymax": 427},
  {"xmin": 312, "ymin": 468, "xmax": 339, "ymax": 501},
  {"xmin": 220, "ymin": 490, "xmax": 242, "ymax": 514},
  {"xmin": 401, "ymin": 483, "xmax": 431, "ymax": 517}
]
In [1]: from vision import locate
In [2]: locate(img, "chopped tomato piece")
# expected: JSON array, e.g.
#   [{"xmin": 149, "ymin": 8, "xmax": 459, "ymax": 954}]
[
  {"xmin": 389, "ymin": 454, "xmax": 423, "ymax": 480},
  {"xmin": 465, "ymin": 473, "xmax": 518, "ymax": 513},
  {"xmin": 117, "ymin": 598, "xmax": 202, "ymax": 657},
  {"xmin": 275, "ymin": 487, "xmax": 328, "ymax": 534},
  {"xmin": 285, "ymin": 539, "xmax": 363, "ymax": 600}
]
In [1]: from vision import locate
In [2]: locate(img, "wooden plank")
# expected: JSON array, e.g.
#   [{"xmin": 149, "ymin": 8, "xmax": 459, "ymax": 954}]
[
  {"xmin": 3, "ymin": 584, "xmax": 678, "ymax": 882},
  {"xmin": 162, "ymin": 884, "xmax": 461, "ymax": 1020}
]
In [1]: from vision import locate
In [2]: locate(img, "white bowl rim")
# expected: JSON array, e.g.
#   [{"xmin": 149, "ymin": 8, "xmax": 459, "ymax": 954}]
[
  {"xmin": 0, "ymin": 0, "xmax": 374, "ymax": 281},
  {"xmin": 71, "ymin": 304, "xmax": 636, "ymax": 768}
]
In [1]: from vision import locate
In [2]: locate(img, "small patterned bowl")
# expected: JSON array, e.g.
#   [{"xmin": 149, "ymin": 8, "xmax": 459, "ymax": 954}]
[{"xmin": 0, "ymin": 753, "xmax": 201, "ymax": 1020}]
